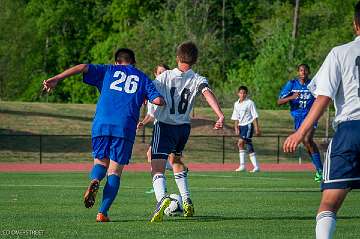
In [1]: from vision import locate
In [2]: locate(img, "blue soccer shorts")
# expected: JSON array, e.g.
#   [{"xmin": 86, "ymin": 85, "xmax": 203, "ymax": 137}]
[
  {"xmin": 151, "ymin": 122, "xmax": 191, "ymax": 160},
  {"xmin": 321, "ymin": 120, "xmax": 360, "ymax": 190},
  {"xmin": 239, "ymin": 123, "xmax": 253, "ymax": 142},
  {"xmin": 92, "ymin": 136, "xmax": 133, "ymax": 165}
]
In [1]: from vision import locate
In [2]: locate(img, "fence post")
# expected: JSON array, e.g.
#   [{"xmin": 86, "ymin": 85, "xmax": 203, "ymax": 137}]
[
  {"xmin": 222, "ymin": 135, "xmax": 225, "ymax": 164},
  {"xmin": 39, "ymin": 135, "xmax": 42, "ymax": 164},
  {"xmin": 277, "ymin": 135, "xmax": 280, "ymax": 164}
]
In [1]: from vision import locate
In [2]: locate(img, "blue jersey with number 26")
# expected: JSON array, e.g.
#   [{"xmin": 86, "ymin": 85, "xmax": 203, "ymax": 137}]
[
  {"xmin": 278, "ymin": 78, "xmax": 315, "ymax": 119},
  {"xmin": 83, "ymin": 64, "xmax": 161, "ymax": 142}
]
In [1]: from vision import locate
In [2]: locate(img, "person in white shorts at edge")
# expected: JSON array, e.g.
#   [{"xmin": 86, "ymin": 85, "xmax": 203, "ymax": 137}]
[{"xmin": 283, "ymin": 2, "xmax": 360, "ymax": 238}]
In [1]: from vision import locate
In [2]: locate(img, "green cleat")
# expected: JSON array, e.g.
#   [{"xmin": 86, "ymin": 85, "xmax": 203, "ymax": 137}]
[
  {"xmin": 149, "ymin": 196, "xmax": 171, "ymax": 223},
  {"xmin": 314, "ymin": 171, "xmax": 323, "ymax": 182},
  {"xmin": 183, "ymin": 198, "xmax": 195, "ymax": 217}
]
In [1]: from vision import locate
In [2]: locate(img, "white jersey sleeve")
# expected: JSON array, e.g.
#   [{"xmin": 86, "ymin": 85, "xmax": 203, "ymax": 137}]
[
  {"xmin": 153, "ymin": 68, "xmax": 209, "ymax": 125},
  {"xmin": 309, "ymin": 36, "xmax": 360, "ymax": 127},
  {"xmin": 147, "ymin": 102, "xmax": 157, "ymax": 117},
  {"xmin": 308, "ymin": 49, "xmax": 342, "ymax": 99},
  {"xmin": 249, "ymin": 100, "xmax": 259, "ymax": 120}
]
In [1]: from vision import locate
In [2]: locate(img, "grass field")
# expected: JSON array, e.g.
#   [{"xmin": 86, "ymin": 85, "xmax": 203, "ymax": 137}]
[{"xmin": 1, "ymin": 171, "xmax": 359, "ymax": 239}]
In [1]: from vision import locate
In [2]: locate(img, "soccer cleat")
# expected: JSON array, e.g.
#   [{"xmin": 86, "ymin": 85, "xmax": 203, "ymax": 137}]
[
  {"xmin": 250, "ymin": 168, "xmax": 260, "ymax": 173},
  {"xmin": 314, "ymin": 171, "xmax": 323, "ymax": 182},
  {"xmin": 149, "ymin": 196, "xmax": 171, "ymax": 222},
  {"xmin": 235, "ymin": 166, "xmax": 245, "ymax": 172},
  {"xmin": 83, "ymin": 179, "xmax": 100, "ymax": 208},
  {"xmin": 183, "ymin": 198, "xmax": 194, "ymax": 217},
  {"xmin": 96, "ymin": 212, "xmax": 110, "ymax": 222}
]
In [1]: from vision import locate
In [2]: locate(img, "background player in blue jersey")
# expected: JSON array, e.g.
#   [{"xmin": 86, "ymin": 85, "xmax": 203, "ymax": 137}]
[
  {"xmin": 42, "ymin": 48, "xmax": 164, "ymax": 222},
  {"xmin": 284, "ymin": 3, "xmax": 360, "ymax": 237},
  {"xmin": 277, "ymin": 64, "xmax": 323, "ymax": 182}
]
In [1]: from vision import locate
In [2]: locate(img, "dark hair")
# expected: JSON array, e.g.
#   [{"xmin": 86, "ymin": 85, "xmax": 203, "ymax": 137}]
[
  {"xmin": 238, "ymin": 86, "xmax": 248, "ymax": 93},
  {"xmin": 297, "ymin": 63, "xmax": 310, "ymax": 72},
  {"xmin": 176, "ymin": 41, "xmax": 198, "ymax": 65},
  {"xmin": 153, "ymin": 64, "xmax": 170, "ymax": 74},
  {"xmin": 114, "ymin": 48, "xmax": 136, "ymax": 64},
  {"xmin": 355, "ymin": 1, "xmax": 360, "ymax": 26}
]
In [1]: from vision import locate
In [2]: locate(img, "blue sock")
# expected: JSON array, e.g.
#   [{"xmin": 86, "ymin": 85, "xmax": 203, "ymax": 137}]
[
  {"xmin": 311, "ymin": 153, "xmax": 323, "ymax": 172},
  {"xmin": 90, "ymin": 164, "xmax": 107, "ymax": 181},
  {"xmin": 99, "ymin": 175, "xmax": 120, "ymax": 216}
]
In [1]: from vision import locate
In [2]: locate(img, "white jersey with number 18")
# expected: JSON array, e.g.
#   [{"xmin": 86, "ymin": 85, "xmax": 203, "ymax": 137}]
[
  {"xmin": 308, "ymin": 36, "xmax": 360, "ymax": 128},
  {"xmin": 153, "ymin": 68, "xmax": 209, "ymax": 125}
]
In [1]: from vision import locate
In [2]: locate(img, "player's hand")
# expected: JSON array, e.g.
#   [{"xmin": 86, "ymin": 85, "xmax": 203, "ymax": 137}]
[
  {"xmin": 283, "ymin": 131, "xmax": 304, "ymax": 153},
  {"xmin": 255, "ymin": 128, "xmax": 261, "ymax": 136},
  {"xmin": 235, "ymin": 128, "xmax": 239, "ymax": 135},
  {"xmin": 137, "ymin": 122, "xmax": 144, "ymax": 129},
  {"xmin": 290, "ymin": 92, "xmax": 300, "ymax": 100},
  {"xmin": 214, "ymin": 116, "xmax": 224, "ymax": 130},
  {"xmin": 42, "ymin": 77, "xmax": 59, "ymax": 93}
]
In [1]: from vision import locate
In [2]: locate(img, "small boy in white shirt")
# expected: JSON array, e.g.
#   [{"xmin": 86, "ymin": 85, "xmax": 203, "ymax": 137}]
[{"xmin": 231, "ymin": 86, "xmax": 261, "ymax": 172}]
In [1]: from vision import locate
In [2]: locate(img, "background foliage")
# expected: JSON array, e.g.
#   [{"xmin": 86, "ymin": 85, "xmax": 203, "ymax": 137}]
[{"xmin": 0, "ymin": 0, "xmax": 357, "ymax": 108}]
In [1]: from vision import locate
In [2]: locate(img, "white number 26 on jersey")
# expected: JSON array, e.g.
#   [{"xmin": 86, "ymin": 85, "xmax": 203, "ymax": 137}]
[{"xmin": 110, "ymin": 71, "xmax": 139, "ymax": 94}]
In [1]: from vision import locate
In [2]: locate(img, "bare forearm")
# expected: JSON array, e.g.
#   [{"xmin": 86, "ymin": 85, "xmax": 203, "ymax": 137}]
[
  {"xmin": 142, "ymin": 114, "xmax": 154, "ymax": 125},
  {"xmin": 297, "ymin": 96, "xmax": 331, "ymax": 136},
  {"xmin": 53, "ymin": 64, "xmax": 88, "ymax": 81},
  {"xmin": 151, "ymin": 97, "xmax": 165, "ymax": 106},
  {"xmin": 277, "ymin": 97, "xmax": 291, "ymax": 105},
  {"xmin": 253, "ymin": 118, "xmax": 259, "ymax": 129},
  {"xmin": 203, "ymin": 90, "xmax": 224, "ymax": 119}
]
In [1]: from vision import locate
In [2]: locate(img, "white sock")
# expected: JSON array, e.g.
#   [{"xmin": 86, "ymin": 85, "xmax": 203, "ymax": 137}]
[
  {"xmin": 174, "ymin": 170, "xmax": 190, "ymax": 201},
  {"xmin": 316, "ymin": 211, "xmax": 336, "ymax": 239},
  {"xmin": 249, "ymin": 152, "xmax": 259, "ymax": 169},
  {"xmin": 239, "ymin": 150, "xmax": 246, "ymax": 168},
  {"xmin": 152, "ymin": 173, "xmax": 167, "ymax": 202}
]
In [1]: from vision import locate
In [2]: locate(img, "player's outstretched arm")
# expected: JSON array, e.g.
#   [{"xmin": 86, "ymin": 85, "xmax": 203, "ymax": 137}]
[
  {"xmin": 151, "ymin": 97, "xmax": 165, "ymax": 106},
  {"xmin": 277, "ymin": 92, "xmax": 300, "ymax": 105},
  {"xmin": 137, "ymin": 114, "xmax": 154, "ymax": 129},
  {"xmin": 283, "ymin": 95, "xmax": 331, "ymax": 152},
  {"xmin": 202, "ymin": 89, "xmax": 224, "ymax": 129},
  {"xmin": 42, "ymin": 64, "xmax": 89, "ymax": 92}
]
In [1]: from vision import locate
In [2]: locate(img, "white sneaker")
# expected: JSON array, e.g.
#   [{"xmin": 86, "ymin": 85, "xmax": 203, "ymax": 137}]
[
  {"xmin": 235, "ymin": 167, "xmax": 245, "ymax": 172},
  {"xmin": 250, "ymin": 168, "xmax": 260, "ymax": 173}
]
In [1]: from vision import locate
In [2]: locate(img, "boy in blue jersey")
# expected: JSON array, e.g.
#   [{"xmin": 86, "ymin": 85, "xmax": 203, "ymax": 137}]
[
  {"xmin": 42, "ymin": 48, "xmax": 164, "ymax": 222},
  {"xmin": 278, "ymin": 64, "xmax": 323, "ymax": 182}
]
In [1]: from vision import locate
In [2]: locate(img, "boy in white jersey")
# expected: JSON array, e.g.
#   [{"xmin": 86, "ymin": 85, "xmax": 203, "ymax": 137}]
[
  {"xmin": 138, "ymin": 64, "xmax": 172, "ymax": 169},
  {"xmin": 138, "ymin": 64, "xmax": 173, "ymax": 195},
  {"xmin": 149, "ymin": 41, "xmax": 224, "ymax": 222},
  {"xmin": 231, "ymin": 86, "xmax": 261, "ymax": 172},
  {"xmin": 283, "ymin": 2, "xmax": 360, "ymax": 238}
]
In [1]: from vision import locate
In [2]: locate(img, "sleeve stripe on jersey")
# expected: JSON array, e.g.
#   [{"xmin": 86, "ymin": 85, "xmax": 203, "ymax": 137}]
[{"xmin": 198, "ymin": 83, "xmax": 210, "ymax": 93}]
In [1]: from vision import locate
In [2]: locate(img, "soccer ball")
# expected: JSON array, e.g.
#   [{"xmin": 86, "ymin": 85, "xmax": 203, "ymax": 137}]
[{"xmin": 164, "ymin": 194, "xmax": 183, "ymax": 217}]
